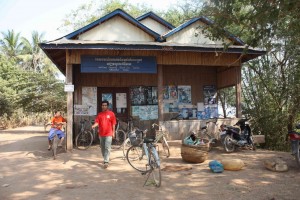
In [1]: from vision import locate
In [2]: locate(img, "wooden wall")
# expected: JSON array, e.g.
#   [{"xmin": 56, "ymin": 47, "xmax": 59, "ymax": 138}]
[
  {"xmin": 217, "ymin": 66, "xmax": 241, "ymax": 89},
  {"xmin": 73, "ymin": 64, "xmax": 217, "ymax": 106},
  {"xmin": 68, "ymin": 49, "xmax": 241, "ymax": 67}
]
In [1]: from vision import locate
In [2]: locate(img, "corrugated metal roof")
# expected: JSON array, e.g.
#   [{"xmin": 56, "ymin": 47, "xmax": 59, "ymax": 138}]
[{"xmin": 42, "ymin": 38, "xmax": 262, "ymax": 54}]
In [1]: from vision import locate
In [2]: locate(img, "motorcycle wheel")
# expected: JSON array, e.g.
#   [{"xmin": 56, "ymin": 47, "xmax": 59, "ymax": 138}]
[
  {"xmin": 224, "ymin": 135, "xmax": 235, "ymax": 153},
  {"xmin": 295, "ymin": 141, "xmax": 300, "ymax": 167}
]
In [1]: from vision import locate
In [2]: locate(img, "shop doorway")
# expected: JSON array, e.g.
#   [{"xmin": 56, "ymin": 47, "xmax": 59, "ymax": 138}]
[{"xmin": 97, "ymin": 87, "xmax": 129, "ymax": 121}]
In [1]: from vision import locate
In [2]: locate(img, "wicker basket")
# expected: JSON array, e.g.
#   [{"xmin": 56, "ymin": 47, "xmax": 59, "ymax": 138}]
[
  {"xmin": 182, "ymin": 139, "xmax": 211, "ymax": 152},
  {"xmin": 181, "ymin": 143, "xmax": 208, "ymax": 163}
]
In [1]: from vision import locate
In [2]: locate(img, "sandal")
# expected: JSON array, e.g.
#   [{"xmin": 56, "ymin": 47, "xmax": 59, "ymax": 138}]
[{"xmin": 48, "ymin": 146, "xmax": 51, "ymax": 151}]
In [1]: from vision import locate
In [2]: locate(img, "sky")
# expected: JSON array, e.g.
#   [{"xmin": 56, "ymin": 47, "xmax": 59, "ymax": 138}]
[{"xmin": 0, "ymin": 0, "xmax": 173, "ymax": 41}]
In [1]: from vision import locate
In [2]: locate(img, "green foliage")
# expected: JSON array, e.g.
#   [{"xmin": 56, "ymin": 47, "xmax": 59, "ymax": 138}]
[
  {"xmin": 163, "ymin": 0, "xmax": 205, "ymax": 26},
  {"xmin": 201, "ymin": 0, "xmax": 300, "ymax": 150},
  {"xmin": 218, "ymin": 87, "xmax": 236, "ymax": 118},
  {"xmin": 59, "ymin": 0, "xmax": 151, "ymax": 33},
  {"xmin": 0, "ymin": 30, "xmax": 23, "ymax": 65},
  {"xmin": 0, "ymin": 30, "xmax": 66, "ymax": 124}
]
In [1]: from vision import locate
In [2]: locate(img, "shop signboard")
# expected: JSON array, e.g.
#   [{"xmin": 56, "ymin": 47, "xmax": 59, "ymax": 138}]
[{"xmin": 81, "ymin": 56, "xmax": 157, "ymax": 73}]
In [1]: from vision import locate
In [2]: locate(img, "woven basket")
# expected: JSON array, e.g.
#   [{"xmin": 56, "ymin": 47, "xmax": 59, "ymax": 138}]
[
  {"xmin": 181, "ymin": 143, "xmax": 208, "ymax": 163},
  {"xmin": 181, "ymin": 139, "xmax": 211, "ymax": 152}
]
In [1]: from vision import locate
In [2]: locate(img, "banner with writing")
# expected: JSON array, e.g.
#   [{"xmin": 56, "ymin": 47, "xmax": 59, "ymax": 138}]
[{"xmin": 81, "ymin": 56, "xmax": 157, "ymax": 73}]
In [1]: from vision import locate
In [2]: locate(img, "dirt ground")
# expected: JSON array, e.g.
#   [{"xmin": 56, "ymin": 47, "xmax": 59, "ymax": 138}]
[{"xmin": 1, "ymin": 126, "xmax": 300, "ymax": 200}]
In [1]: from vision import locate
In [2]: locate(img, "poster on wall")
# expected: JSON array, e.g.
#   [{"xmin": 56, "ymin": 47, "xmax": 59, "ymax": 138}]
[
  {"xmin": 144, "ymin": 86, "xmax": 153, "ymax": 105},
  {"xmin": 139, "ymin": 105, "xmax": 158, "ymax": 120},
  {"xmin": 131, "ymin": 105, "xmax": 158, "ymax": 120},
  {"xmin": 163, "ymin": 99, "xmax": 179, "ymax": 113},
  {"xmin": 82, "ymin": 87, "xmax": 97, "ymax": 115},
  {"xmin": 131, "ymin": 106, "xmax": 140, "ymax": 117},
  {"xmin": 74, "ymin": 105, "xmax": 89, "ymax": 115},
  {"xmin": 203, "ymin": 85, "xmax": 217, "ymax": 105},
  {"xmin": 169, "ymin": 85, "xmax": 178, "ymax": 100},
  {"xmin": 130, "ymin": 86, "xmax": 146, "ymax": 105},
  {"xmin": 178, "ymin": 85, "xmax": 192, "ymax": 104},
  {"xmin": 116, "ymin": 93, "xmax": 127, "ymax": 108},
  {"xmin": 130, "ymin": 86, "xmax": 158, "ymax": 106},
  {"xmin": 163, "ymin": 86, "xmax": 169, "ymax": 100},
  {"xmin": 202, "ymin": 85, "xmax": 218, "ymax": 119},
  {"xmin": 102, "ymin": 93, "xmax": 113, "ymax": 110},
  {"xmin": 151, "ymin": 87, "xmax": 158, "ymax": 105}
]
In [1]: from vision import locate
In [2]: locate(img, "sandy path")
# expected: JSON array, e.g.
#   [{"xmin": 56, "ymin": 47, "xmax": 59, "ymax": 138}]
[{"xmin": 1, "ymin": 126, "xmax": 300, "ymax": 200}]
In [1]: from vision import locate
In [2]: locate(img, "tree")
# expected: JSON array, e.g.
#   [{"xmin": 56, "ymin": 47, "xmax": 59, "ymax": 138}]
[
  {"xmin": 20, "ymin": 31, "xmax": 46, "ymax": 72},
  {"xmin": 0, "ymin": 30, "xmax": 23, "ymax": 60},
  {"xmin": 0, "ymin": 55, "xmax": 17, "ymax": 116},
  {"xmin": 163, "ymin": 0, "xmax": 205, "ymax": 26},
  {"xmin": 58, "ymin": 0, "xmax": 151, "ymax": 33},
  {"xmin": 201, "ymin": 0, "xmax": 300, "ymax": 150}
]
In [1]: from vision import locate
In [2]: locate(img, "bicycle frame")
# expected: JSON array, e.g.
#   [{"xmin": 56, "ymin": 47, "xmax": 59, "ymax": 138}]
[{"xmin": 142, "ymin": 143, "xmax": 160, "ymax": 167}]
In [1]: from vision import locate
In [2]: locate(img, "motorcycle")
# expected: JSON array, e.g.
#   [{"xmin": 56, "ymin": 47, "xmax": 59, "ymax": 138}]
[
  {"xmin": 288, "ymin": 123, "xmax": 300, "ymax": 167},
  {"xmin": 220, "ymin": 118, "xmax": 255, "ymax": 153}
]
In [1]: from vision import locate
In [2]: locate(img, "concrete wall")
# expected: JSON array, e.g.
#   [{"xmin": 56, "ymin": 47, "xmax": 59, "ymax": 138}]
[
  {"xmin": 161, "ymin": 118, "xmax": 240, "ymax": 140},
  {"xmin": 139, "ymin": 18, "xmax": 171, "ymax": 35},
  {"xmin": 166, "ymin": 21, "xmax": 231, "ymax": 45},
  {"xmin": 79, "ymin": 16, "xmax": 154, "ymax": 42}
]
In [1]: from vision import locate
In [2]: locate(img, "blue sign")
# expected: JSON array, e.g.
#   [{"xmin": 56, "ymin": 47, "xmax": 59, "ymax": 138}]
[{"xmin": 81, "ymin": 56, "xmax": 157, "ymax": 73}]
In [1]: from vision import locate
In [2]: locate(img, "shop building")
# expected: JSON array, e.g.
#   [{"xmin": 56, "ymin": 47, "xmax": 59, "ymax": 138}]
[{"xmin": 40, "ymin": 9, "xmax": 265, "ymax": 149}]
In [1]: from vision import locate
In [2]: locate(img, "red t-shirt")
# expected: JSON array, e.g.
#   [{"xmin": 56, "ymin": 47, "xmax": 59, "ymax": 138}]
[
  {"xmin": 51, "ymin": 116, "xmax": 66, "ymax": 130},
  {"xmin": 95, "ymin": 110, "xmax": 116, "ymax": 137}
]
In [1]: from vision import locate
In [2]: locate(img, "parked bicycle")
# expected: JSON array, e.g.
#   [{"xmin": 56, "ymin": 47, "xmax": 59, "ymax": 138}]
[
  {"xmin": 126, "ymin": 129, "xmax": 161, "ymax": 187},
  {"xmin": 122, "ymin": 120, "xmax": 170, "ymax": 158},
  {"xmin": 191, "ymin": 119, "xmax": 219, "ymax": 150},
  {"xmin": 75, "ymin": 118, "xmax": 95, "ymax": 150},
  {"xmin": 151, "ymin": 123, "xmax": 170, "ymax": 158},
  {"xmin": 111, "ymin": 118, "xmax": 128, "ymax": 149},
  {"xmin": 121, "ymin": 117, "xmax": 139, "ymax": 157}
]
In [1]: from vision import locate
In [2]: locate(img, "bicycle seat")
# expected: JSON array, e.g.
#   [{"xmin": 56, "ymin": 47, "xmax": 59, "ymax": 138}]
[{"xmin": 143, "ymin": 138, "xmax": 155, "ymax": 143}]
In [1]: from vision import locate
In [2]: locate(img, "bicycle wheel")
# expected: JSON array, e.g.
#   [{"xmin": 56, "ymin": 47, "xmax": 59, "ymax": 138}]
[
  {"xmin": 149, "ymin": 149, "xmax": 161, "ymax": 187},
  {"xmin": 223, "ymin": 135, "xmax": 235, "ymax": 153},
  {"xmin": 44, "ymin": 124, "xmax": 51, "ymax": 133},
  {"xmin": 161, "ymin": 136, "xmax": 170, "ymax": 158},
  {"xmin": 198, "ymin": 131, "xmax": 211, "ymax": 141},
  {"xmin": 76, "ymin": 130, "xmax": 93, "ymax": 150},
  {"xmin": 122, "ymin": 137, "xmax": 131, "ymax": 157},
  {"xmin": 112, "ymin": 129, "xmax": 126, "ymax": 148},
  {"xmin": 126, "ymin": 145, "xmax": 149, "ymax": 173},
  {"xmin": 52, "ymin": 135, "xmax": 59, "ymax": 160}
]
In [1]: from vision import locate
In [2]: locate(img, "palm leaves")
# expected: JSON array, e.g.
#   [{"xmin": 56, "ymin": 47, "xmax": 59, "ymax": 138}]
[{"xmin": 0, "ymin": 30, "xmax": 23, "ymax": 59}]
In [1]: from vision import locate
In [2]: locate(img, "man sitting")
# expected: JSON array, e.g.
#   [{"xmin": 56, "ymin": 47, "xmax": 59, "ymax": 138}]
[{"xmin": 48, "ymin": 111, "xmax": 67, "ymax": 150}]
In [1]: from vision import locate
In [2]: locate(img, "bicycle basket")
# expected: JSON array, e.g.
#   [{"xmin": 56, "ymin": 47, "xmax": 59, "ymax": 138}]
[{"xmin": 129, "ymin": 129, "xmax": 143, "ymax": 146}]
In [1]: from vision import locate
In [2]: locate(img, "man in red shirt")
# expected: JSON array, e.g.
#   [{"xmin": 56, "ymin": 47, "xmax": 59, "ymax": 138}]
[
  {"xmin": 92, "ymin": 100, "xmax": 116, "ymax": 169},
  {"xmin": 48, "ymin": 111, "xmax": 67, "ymax": 150}
]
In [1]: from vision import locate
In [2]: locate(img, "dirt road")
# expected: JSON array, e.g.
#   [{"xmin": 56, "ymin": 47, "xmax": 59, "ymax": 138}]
[{"xmin": 1, "ymin": 126, "xmax": 300, "ymax": 200}]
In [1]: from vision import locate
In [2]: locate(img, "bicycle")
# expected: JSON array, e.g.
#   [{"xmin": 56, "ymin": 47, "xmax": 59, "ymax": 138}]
[
  {"xmin": 49, "ymin": 123, "xmax": 66, "ymax": 160},
  {"xmin": 151, "ymin": 123, "xmax": 170, "ymax": 158},
  {"xmin": 121, "ymin": 116, "xmax": 139, "ymax": 157},
  {"xmin": 126, "ymin": 129, "xmax": 161, "ymax": 187},
  {"xmin": 192, "ymin": 119, "xmax": 219, "ymax": 150},
  {"xmin": 75, "ymin": 118, "xmax": 95, "ymax": 150},
  {"xmin": 111, "ymin": 119, "xmax": 127, "ymax": 149}
]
